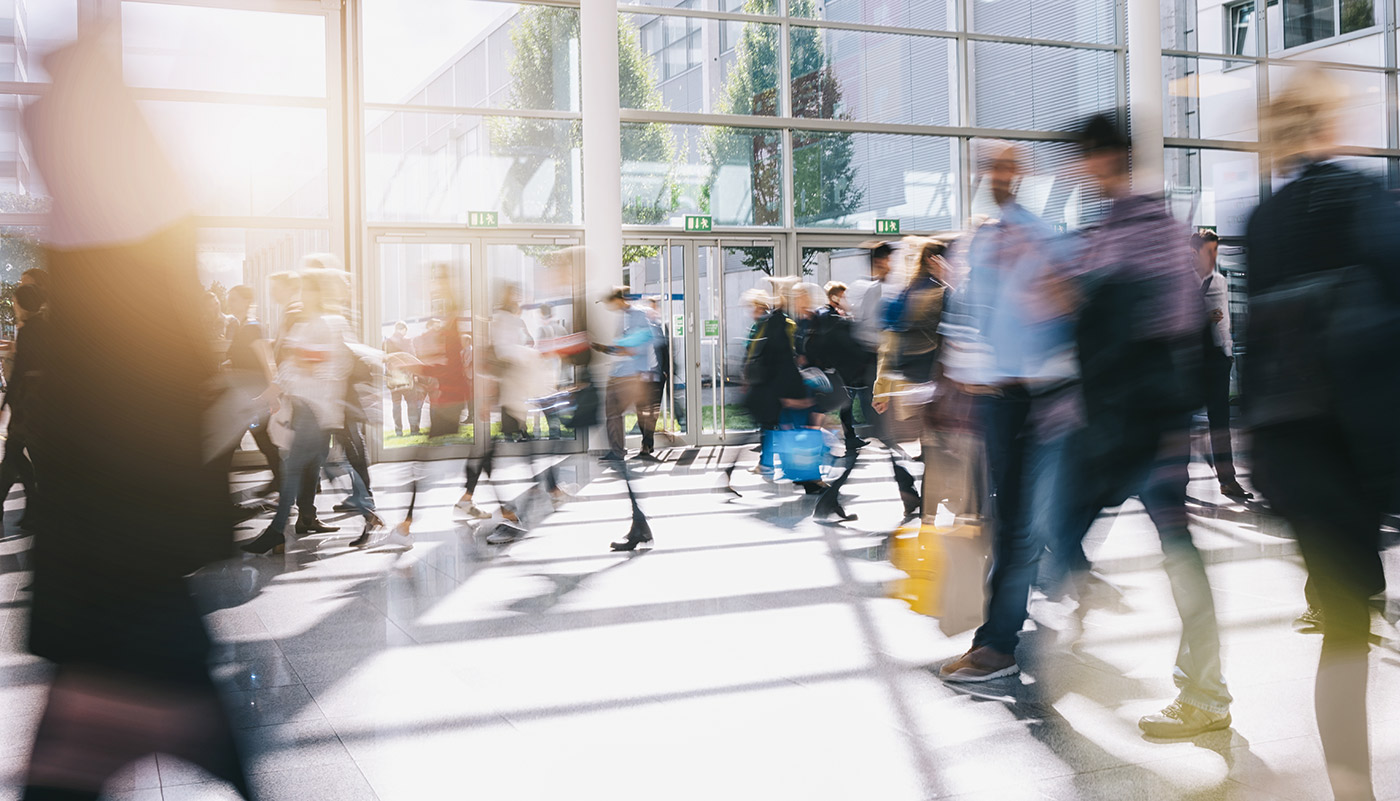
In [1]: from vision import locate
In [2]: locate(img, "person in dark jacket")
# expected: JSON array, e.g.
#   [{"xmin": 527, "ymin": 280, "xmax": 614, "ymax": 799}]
[
  {"xmin": 0, "ymin": 284, "xmax": 49, "ymax": 532},
  {"xmin": 1246, "ymin": 67, "xmax": 1400, "ymax": 801},
  {"xmin": 743, "ymin": 280, "xmax": 810, "ymax": 480},
  {"xmin": 20, "ymin": 36, "xmax": 251, "ymax": 799},
  {"xmin": 806, "ymin": 282, "xmax": 866, "ymax": 448}
]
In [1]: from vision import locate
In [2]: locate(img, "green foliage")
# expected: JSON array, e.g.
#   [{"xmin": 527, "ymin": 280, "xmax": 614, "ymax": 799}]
[
  {"xmin": 1341, "ymin": 0, "xmax": 1374, "ymax": 33},
  {"xmin": 0, "ymin": 193, "xmax": 51, "ymax": 340},
  {"xmin": 494, "ymin": 7, "xmax": 680, "ymax": 267},
  {"xmin": 701, "ymin": 0, "xmax": 861, "ymax": 273}
]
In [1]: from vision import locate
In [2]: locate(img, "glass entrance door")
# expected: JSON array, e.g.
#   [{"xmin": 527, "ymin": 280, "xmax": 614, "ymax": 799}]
[{"xmin": 622, "ymin": 237, "xmax": 781, "ymax": 447}]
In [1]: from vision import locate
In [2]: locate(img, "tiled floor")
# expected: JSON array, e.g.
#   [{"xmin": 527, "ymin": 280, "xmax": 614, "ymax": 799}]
[{"xmin": 1, "ymin": 439, "xmax": 1398, "ymax": 801}]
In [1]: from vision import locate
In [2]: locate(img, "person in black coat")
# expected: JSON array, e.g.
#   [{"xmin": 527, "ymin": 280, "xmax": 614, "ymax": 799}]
[
  {"xmin": 20, "ymin": 37, "xmax": 251, "ymax": 800},
  {"xmin": 742, "ymin": 284, "xmax": 810, "ymax": 478},
  {"xmin": 805, "ymin": 282, "xmax": 867, "ymax": 448},
  {"xmin": 1, "ymin": 284, "xmax": 49, "ymax": 531},
  {"xmin": 1245, "ymin": 67, "xmax": 1400, "ymax": 801}
]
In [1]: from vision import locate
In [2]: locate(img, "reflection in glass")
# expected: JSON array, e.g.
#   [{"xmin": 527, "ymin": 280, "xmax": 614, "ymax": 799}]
[
  {"xmin": 361, "ymin": 1, "xmax": 579, "ymax": 109},
  {"xmin": 970, "ymin": 0, "xmax": 1116, "ymax": 45},
  {"xmin": 791, "ymin": 26, "xmax": 956, "ymax": 126},
  {"xmin": 7, "ymin": 0, "xmax": 77, "ymax": 82},
  {"xmin": 969, "ymin": 141, "xmax": 1110, "ymax": 230},
  {"xmin": 1163, "ymin": 58, "xmax": 1259, "ymax": 142},
  {"xmin": 622, "ymin": 123, "xmax": 783, "ymax": 227},
  {"xmin": 121, "ymin": 3, "xmax": 326, "ymax": 97},
  {"xmin": 794, "ymin": 132, "xmax": 956, "ymax": 231},
  {"xmin": 971, "ymin": 42, "xmax": 1117, "ymax": 132},
  {"xmin": 1268, "ymin": 65, "xmax": 1387, "ymax": 149},
  {"xmin": 622, "ymin": 13, "xmax": 780, "ymax": 116},
  {"xmin": 788, "ymin": 0, "xmax": 949, "ymax": 31},
  {"xmin": 698, "ymin": 245, "xmax": 769, "ymax": 437},
  {"xmin": 1164, "ymin": 148, "xmax": 1261, "ymax": 237},
  {"xmin": 365, "ymin": 112, "xmax": 581, "ymax": 224}
]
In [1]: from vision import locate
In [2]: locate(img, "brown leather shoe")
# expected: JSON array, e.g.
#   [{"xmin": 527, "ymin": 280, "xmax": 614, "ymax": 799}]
[{"xmin": 938, "ymin": 646, "xmax": 1019, "ymax": 683}]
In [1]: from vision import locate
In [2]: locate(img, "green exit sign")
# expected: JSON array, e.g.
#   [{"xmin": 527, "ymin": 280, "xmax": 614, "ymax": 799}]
[
  {"xmin": 875, "ymin": 219, "xmax": 900, "ymax": 235},
  {"xmin": 685, "ymin": 215, "xmax": 712, "ymax": 232},
  {"xmin": 468, "ymin": 211, "xmax": 498, "ymax": 228}
]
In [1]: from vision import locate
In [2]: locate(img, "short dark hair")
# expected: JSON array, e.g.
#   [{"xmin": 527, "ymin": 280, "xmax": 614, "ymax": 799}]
[
  {"xmin": 869, "ymin": 242, "xmax": 893, "ymax": 261},
  {"xmin": 20, "ymin": 268, "xmax": 48, "ymax": 290},
  {"xmin": 1189, "ymin": 230, "xmax": 1220, "ymax": 251},
  {"xmin": 1077, "ymin": 113, "xmax": 1130, "ymax": 156},
  {"xmin": 14, "ymin": 283, "xmax": 45, "ymax": 314}
]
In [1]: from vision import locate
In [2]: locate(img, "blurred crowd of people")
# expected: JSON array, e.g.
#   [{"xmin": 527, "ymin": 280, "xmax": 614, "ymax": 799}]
[{"xmin": 4, "ymin": 34, "xmax": 1397, "ymax": 801}]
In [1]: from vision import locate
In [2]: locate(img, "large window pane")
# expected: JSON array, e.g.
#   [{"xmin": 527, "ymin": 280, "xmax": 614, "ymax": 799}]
[
  {"xmin": 0, "ymin": 226, "xmax": 44, "ymax": 340},
  {"xmin": 7, "ymin": 0, "xmax": 77, "ymax": 83},
  {"xmin": 971, "ymin": 42, "xmax": 1117, "ymax": 132},
  {"xmin": 970, "ymin": 141, "xmax": 1111, "ymax": 230},
  {"xmin": 1268, "ymin": 65, "xmax": 1387, "ymax": 149},
  {"xmin": 1164, "ymin": 148, "xmax": 1260, "ymax": 237},
  {"xmin": 789, "ymin": 0, "xmax": 951, "ymax": 31},
  {"xmin": 196, "ymin": 227, "xmax": 333, "ymax": 329},
  {"xmin": 1163, "ymin": 0, "xmax": 1252, "ymax": 55},
  {"xmin": 621, "ymin": 122, "xmax": 782, "ymax": 226},
  {"xmin": 623, "ymin": 0, "xmax": 778, "ymax": 15},
  {"xmin": 791, "ymin": 27, "xmax": 956, "ymax": 126},
  {"xmin": 121, "ymin": 3, "xmax": 326, "ymax": 97},
  {"xmin": 793, "ymin": 131, "xmax": 956, "ymax": 231},
  {"xmin": 1163, "ymin": 57, "xmax": 1259, "ymax": 142},
  {"xmin": 366, "ymin": 111, "xmax": 581, "ymax": 224},
  {"xmin": 0, "ymin": 93, "xmax": 45, "ymax": 201},
  {"xmin": 622, "ymin": 14, "xmax": 779, "ymax": 115},
  {"xmin": 970, "ymin": 0, "xmax": 1116, "ymax": 45},
  {"xmin": 1284, "ymin": 0, "xmax": 1336, "ymax": 48},
  {"xmin": 141, "ymin": 102, "xmax": 328, "ymax": 218},
  {"xmin": 362, "ymin": 1, "xmax": 579, "ymax": 111}
]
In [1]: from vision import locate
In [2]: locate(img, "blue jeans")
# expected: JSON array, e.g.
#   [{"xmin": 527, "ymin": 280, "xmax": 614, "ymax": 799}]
[
  {"xmin": 972, "ymin": 389, "xmax": 1071, "ymax": 656},
  {"xmin": 268, "ymin": 399, "xmax": 331, "ymax": 534}
]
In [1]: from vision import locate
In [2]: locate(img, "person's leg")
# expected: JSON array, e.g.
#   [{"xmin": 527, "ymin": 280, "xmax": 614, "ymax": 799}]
[
  {"xmin": 408, "ymin": 387, "xmax": 424, "ymax": 434},
  {"xmin": 390, "ymin": 388, "xmax": 406, "ymax": 434},
  {"xmin": 839, "ymin": 400, "xmax": 857, "ymax": 445},
  {"xmin": 1139, "ymin": 423, "xmax": 1232, "ymax": 720},
  {"xmin": 638, "ymin": 379, "xmax": 659, "ymax": 452},
  {"xmin": 1203, "ymin": 350, "xmax": 1239, "ymax": 484},
  {"xmin": 604, "ymin": 375, "xmax": 630, "ymax": 456},
  {"xmin": 967, "ymin": 391, "xmax": 1036, "ymax": 657},
  {"xmin": 344, "ymin": 422, "xmax": 371, "ymax": 496},
  {"xmin": 1254, "ymin": 425, "xmax": 1382, "ymax": 799},
  {"xmin": 264, "ymin": 401, "xmax": 321, "ymax": 535},
  {"xmin": 248, "ymin": 410, "xmax": 282, "ymax": 488}
]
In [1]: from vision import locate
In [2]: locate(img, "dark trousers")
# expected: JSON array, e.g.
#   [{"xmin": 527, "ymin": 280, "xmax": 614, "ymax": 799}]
[
  {"xmin": 248, "ymin": 409, "xmax": 282, "ymax": 487},
  {"xmin": 1, "ymin": 430, "xmax": 36, "ymax": 506},
  {"xmin": 972, "ymin": 390, "xmax": 1070, "ymax": 655},
  {"xmin": 1254, "ymin": 421, "xmax": 1386, "ymax": 796},
  {"xmin": 1203, "ymin": 348, "xmax": 1237, "ymax": 483},
  {"xmin": 335, "ymin": 423, "xmax": 371, "ymax": 495},
  {"xmin": 390, "ymin": 386, "xmax": 423, "ymax": 434}
]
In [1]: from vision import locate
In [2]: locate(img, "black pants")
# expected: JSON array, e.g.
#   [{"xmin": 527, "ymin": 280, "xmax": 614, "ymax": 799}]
[
  {"xmin": 1203, "ymin": 348, "xmax": 1237, "ymax": 483},
  {"xmin": 1253, "ymin": 420, "xmax": 1386, "ymax": 795},
  {"xmin": 1, "ymin": 429, "xmax": 36, "ymax": 507},
  {"xmin": 248, "ymin": 409, "xmax": 282, "ymax": 487}
]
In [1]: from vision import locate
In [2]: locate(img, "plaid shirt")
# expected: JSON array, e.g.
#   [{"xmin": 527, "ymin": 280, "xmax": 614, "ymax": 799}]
[{"xmin": 1065, "ymin": 193, "xmax": 1203, "ymax": 342}]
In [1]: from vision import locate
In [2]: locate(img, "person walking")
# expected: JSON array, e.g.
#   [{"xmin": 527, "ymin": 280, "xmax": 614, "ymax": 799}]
[
  {"xmin": 1245, "ymin": 67, "xmax": 1400, "ymax": 801},
  {"xmin": 242, "ymin": 268, "xmax": 357, "ymax": 555},
  {"xmin": 535, "ymin": 303, "xmax": 570, "ymax": 439},
  {"xmin": 935, "ymin": 142, "xmax": 1080, "ymax": 684},
  {"xmin": 1053, "ymin": 115, "xmax": 1233, "ymax": 738},
  {"xmin": 224, "ymin": 284, "xmax": 283, "ymax": 496},
  {"xmin": 1191, "ymin": 230, "xmax": 1252, "ymax": 500},
  {"xmin": 0, "ymin": 284, "xmax": 49, "ymax": 533},
  {"xmin": 598, "ymin": 287, "xmax": 656, "ymax": 462},
  {"xmin": 383, "ymin": 321, "xmax": 421, "ymax": 437},
  {"xmin": 848, "ymin": 242, "xmax": 894, "ymax": 444}
]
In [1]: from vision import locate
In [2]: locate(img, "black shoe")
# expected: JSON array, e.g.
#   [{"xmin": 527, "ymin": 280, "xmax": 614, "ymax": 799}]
[
  {"xmin": 241, "ymin": 527, "xmax": 285, "ymax": 555},
  {"xmin": 332, "ymin": 499, "xmax": 357, "ymax": 513},
  {"xmin": 900, "ymin": 491, "xmax": 922, "ymax": 519},
  {"xmin": 848, "ymin": 437, "xmax": 870, "ymax": 450},
  {"xmin": 610, "ymin": 520, "xmax": 654, "ymax": 552},
  {"xmin": 295, "ymin": 519, "xmax": 340, "ymax": 535},
  {"xmin": 349, "ymin": 516, "xmax": 384, "ymax": 549},
  {"xmin": 598, "ymin": 451, "xmax": 624, "ymax": 462},
  {"xmin": 632, "ymin": 450, "xmax": 661, "ymax": 463},
  {"xmin": 1220, "ymin": 480, "xmax": 1254, "ymax": 500},
  {"xmin": 800, "ymin": 481, "xmax": 828, "ymax": 495},
  {"xmin": 814, "ymin": 494, "xmax": 857, "ymax": 522}
]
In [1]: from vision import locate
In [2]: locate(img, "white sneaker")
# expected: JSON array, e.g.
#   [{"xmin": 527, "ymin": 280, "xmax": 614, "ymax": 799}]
[
  {"xmin": 454, "ymin": 500, "xmax": 491, "ymax": 519},
  {"xmin": 380, "ymin": 522, "xmax": 414, "ymax": 550},
  {"xmin": 485, "ymin": 521, "xmax": 526, "ymax": 545}
]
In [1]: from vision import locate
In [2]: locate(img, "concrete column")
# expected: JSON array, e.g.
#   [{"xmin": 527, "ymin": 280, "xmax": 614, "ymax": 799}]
[
  {"xmin": 1126, "ymin": 0, "xmax": 1165, "ymax": 194},
  {"xmin": 580, "ymin": 0, "xmax": 623, "ymax": 450}
]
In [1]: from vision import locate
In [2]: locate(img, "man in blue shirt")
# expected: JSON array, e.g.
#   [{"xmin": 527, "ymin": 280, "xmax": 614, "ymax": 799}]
[
  {"xmin": 938, "ymin": 141, "xmax": 1080, "ymax": 685},
  {"xmin": 599, "ymin": 286, "xmax": 656, "ymax": 462}
]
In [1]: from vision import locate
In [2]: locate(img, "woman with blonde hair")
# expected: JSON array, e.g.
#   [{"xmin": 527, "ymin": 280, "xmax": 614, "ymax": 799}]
[{"xmin": 1246, "ymin": 65, "xmax": 1400, "ymax": 801}]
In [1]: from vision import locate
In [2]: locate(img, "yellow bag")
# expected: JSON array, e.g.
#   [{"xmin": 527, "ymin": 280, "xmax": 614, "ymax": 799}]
[{"xmin": 890, "ymin": 519, "xmax": 989, "ymax": 636}]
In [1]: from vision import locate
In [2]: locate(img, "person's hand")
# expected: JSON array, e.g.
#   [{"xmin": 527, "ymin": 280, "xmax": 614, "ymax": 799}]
[
  {"xmin": 872, "ymin": 400, "xmax": 889, "ymax": 414},
  {"xmin": 780, "ymin": 397, "xmax": 813, "ymax": 409},
  {"xmin": 257, "ymin": 386, "xmax": 281, "ymax": 415},
  {"xmin": 1210, "ymin": 309, "xmax": 1225, "ymax": 324}
]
